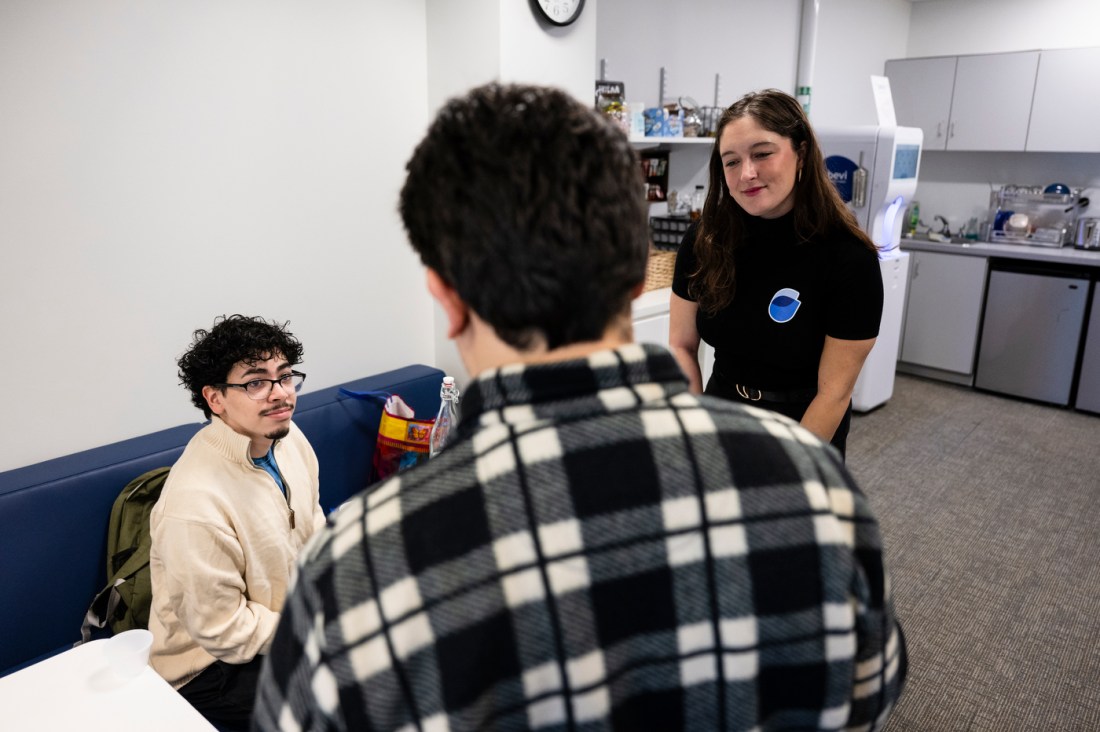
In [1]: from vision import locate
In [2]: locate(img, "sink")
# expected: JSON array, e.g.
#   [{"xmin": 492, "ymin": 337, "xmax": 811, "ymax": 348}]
[{"xmin": 904, "ymin": 233, "xmax": 972, "ymax": 245}]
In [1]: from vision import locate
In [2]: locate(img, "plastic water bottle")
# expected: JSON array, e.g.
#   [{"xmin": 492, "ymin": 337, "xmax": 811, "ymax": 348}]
[
  {"xmin": 429, "ymin": 376, "xmax": 460, "ymax": 458},
  {"xmin": 906, "ymin": 200, "xmax": 920, "ymax": 235}
]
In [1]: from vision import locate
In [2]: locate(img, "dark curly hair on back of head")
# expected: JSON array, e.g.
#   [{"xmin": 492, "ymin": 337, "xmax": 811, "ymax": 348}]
[
  {"xmin": 399, "ymin": 82, "xmax": 649, "ymax": 351},
  {"xmin": 178, "ymin": 314, "xmax": 304, "ymax": 418}
]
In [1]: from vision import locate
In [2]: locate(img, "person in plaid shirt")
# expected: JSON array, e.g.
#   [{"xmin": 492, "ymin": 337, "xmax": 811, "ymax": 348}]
[{"xmin": 253, "ymin": 83, "xmax": 906, "ymax": 732}]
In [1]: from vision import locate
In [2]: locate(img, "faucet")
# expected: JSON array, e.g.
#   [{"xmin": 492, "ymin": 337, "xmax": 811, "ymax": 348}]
[{"xmin": 934, "ymin": 215, "xmax": 950, "ymax": 236}]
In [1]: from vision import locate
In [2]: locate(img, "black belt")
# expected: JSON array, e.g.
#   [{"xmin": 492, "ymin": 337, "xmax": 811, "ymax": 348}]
[{"xmin": 734, "ymin": 384, "xmax": 818, "ymax": 403}]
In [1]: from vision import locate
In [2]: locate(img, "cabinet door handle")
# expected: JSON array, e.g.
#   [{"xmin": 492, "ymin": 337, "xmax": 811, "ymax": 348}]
[
  {"xmin": 949, "ymin": 121, "xmax": 955, "ymax": 139},
  {"xmin": 937, "ymin": 122, "xmax": 943, "ymax": 139}
]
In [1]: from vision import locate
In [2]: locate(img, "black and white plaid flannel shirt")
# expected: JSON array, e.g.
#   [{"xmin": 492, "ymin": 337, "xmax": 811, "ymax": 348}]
[{"xmin": 254, "ymin": 344, "xmax": 905, "ymax": 731}]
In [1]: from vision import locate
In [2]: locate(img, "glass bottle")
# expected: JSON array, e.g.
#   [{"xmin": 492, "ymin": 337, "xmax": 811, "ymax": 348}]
[
  {"xmin": 429, "ymin": 376, "xmax": 460, "ymax": 458},
  {"xmin": 690, "ymin": 185, "xmax": 705, "ymax": 221}
]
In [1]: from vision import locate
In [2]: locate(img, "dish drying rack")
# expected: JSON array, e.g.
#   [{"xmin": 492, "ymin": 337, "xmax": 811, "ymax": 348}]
[{"xmin": 989, "ymin": 186, "xmax": 1084, "ymax": 248}]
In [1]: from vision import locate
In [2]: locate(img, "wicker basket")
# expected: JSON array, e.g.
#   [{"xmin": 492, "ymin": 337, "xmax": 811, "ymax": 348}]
[{"xmin": 644, "ymin": 248, "xmax": 677, "ymax": 292}]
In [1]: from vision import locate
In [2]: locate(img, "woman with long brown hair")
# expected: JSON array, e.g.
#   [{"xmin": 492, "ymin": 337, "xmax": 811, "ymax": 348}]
[{"xmin": 669, "ymin": 89, "xmax": 883, "ymax": 456}]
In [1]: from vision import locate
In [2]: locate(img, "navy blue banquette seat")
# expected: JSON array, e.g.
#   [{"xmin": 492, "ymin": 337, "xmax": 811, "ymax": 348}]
[{"xmin": 0, "ymin": 364, "xmax": 443, "ymax": 677}]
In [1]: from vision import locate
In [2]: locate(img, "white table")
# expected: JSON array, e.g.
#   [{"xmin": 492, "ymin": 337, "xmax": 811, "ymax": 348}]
[{"xmin": 0, "ymin": 640, "xmax": 215, "ymax": 730}]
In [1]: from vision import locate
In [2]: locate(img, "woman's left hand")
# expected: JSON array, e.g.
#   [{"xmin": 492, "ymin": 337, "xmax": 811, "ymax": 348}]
[{"xmin": 801, "ymin": 336, "xmax": 876, "ymax": 443}]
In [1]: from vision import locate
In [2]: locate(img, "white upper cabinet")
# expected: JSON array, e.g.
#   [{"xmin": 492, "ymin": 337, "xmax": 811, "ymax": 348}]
[
  {"xmin": 1027, "ymin": 47, "xmax": 1100, "ymax": 153},
  {"xmin": 885, "ymin": 56, "xmax": 957, "ymax": 151},
  {"xmin": 948, "ymin": 51, "xmax": 1039, "ymax": 151},
  {"xmin": 887, "ymin": 51, "xmax": 1041, "ymax": 152}
]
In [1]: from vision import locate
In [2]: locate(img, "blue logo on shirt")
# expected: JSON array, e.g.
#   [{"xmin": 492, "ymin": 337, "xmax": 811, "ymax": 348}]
[{"xmin": 768, "ymin": 288, "xmax": 801, "ymax": 323}]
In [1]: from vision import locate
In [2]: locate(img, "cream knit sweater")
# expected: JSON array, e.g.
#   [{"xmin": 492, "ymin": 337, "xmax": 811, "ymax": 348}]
[{"xmin": 148, "ymin": 416, "xmax": 325, "ymax": 688}]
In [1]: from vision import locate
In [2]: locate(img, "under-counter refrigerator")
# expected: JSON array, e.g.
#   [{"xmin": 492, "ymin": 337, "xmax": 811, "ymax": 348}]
[
  {"xmin": 975, "ymin": 264, "xmax": 1089, "ymax": 406},
  {"xmin": 1074, "ymin": 282, "xmax": 1100, "ymax": 414}
]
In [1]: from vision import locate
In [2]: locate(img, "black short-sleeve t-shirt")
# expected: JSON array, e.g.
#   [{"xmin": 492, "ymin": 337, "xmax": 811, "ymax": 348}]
[{"xmin": 672, "ymin": 213, "xmax": 883, "ymax": 391}]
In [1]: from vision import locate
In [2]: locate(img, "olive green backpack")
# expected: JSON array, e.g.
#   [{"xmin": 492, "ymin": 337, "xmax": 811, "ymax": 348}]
[{"xmin": 80, "ymin": 466, "xmax": 171, "ymax": 642}]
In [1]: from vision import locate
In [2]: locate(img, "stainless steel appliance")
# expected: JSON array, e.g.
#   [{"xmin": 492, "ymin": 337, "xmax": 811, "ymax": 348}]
[
  {"xmin": 975, "ymin": 262, "xmax": 1089, "ymax": 406},
  {"xmin": 1075, "ymin": 281, "xmax": 1100, "ymax": 414},
  {"xmin": 1075, "ymin": 218, "xmax": 1100, "ymax": 249}
]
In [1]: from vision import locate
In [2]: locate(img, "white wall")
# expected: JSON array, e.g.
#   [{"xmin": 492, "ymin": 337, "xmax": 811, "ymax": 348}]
[
  {"xmin": 902, "ymin": 0, "xmax": 1100, "ymax": 233},
  {"xmin": 0, "ymin": 1, "xmax": 434, "ymax": 472},
  {"xmin": 425, "ymin": 0, "xmax": 600, "ymax": 386},
  {"xmin": 811, "ymin": 0, "xmax": 912, "ymax": 127},
  {"xmin": 425, "ymin": 0, "xmax": 501, "ymax": 115},
  {"xmin": 907, "ymin": 0, "xmax": 1100, "ymax": 57},
  {"xmin": 596, "ymin": 0, "xmax": 801, "ymax": 112},
  {"xmin": 500, "ymin": 0, "xmax": 597, "ymax": 105}
]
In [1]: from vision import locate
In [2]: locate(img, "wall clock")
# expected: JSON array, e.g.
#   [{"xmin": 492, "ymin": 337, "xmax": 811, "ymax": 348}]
[{"xmin": 533, "ymin": 0, "xmax": 585, "ymax": 27}]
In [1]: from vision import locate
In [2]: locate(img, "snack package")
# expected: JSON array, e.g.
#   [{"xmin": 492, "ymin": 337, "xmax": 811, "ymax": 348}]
[
  {"xmin": 595, "ymin": 80, "xmax": 628, "ymax": 133},
  {"xmin": 373, "ymin": 394, "xmax": 433, "ymax": 481}
]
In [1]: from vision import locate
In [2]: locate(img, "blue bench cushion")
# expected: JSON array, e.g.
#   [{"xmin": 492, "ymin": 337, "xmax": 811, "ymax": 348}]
[{"xmin": 0, "ymin": 364, "xmax": 443, "ymax": 675}]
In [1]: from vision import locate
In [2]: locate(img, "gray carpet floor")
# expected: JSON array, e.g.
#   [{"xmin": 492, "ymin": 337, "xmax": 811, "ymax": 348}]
[{"xmin": 847, "ymin": 374, "xmax": 1100, "ymax": 731}]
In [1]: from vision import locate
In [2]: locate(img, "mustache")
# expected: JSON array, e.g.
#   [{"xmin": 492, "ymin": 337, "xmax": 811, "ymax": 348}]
[{"xmin": 261, "ymin": 402, "xmax": 294, "ymax": 416}]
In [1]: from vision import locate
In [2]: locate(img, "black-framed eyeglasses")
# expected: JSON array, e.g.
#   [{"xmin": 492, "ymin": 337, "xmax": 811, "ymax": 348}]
[{"xmin": 216, "ymin": 371, "xmax": 306, "ymax": 400}]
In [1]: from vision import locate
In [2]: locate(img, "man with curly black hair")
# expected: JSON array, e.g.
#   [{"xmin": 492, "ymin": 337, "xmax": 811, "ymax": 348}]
[{"xmin": 149, "ymin": 314, "xmax": 325, "ymax": 731}]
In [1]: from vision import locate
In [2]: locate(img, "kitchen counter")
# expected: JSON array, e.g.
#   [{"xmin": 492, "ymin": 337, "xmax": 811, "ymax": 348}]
[
  {"xmin": 630, "ymin": 286, "xmax": 715, "ymax": 385},
  {"xmin": 900, "ymin": 237, "xmax": 1100, "ymax": 267},
  {"xmin": 898, "ymin": 235, "xmax": 1100, "ymax": 411},
  {"xmin": 632, "ymin": 286, "xmax": 672, "ymax": 320}
]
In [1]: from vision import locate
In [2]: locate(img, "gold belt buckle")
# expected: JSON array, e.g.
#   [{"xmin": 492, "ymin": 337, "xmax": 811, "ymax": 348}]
[{"xmin": 736, "ymin": 384, "xmax": 762, "ymax": 401}]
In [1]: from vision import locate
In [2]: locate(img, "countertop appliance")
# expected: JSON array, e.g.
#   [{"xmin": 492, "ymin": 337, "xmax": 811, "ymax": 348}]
[
  {"xmin": 1076, "ymin": 218, "xmax": 1100, "ymax": 249},
  {"xmin": 818, "ymin": 125, "xmax": 923, "ymax": 412},
  {"xmin": 974, "ymin": 261, "xmax": 1089, "ymax": 406}
]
